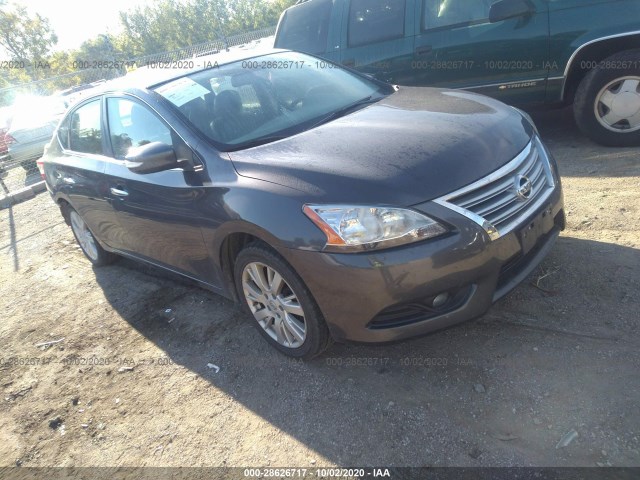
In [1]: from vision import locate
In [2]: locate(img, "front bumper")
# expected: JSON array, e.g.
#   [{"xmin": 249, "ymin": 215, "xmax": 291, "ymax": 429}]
[{"xmin": 283, "ymin": 181, "xmax": 564, "ymax": 343}]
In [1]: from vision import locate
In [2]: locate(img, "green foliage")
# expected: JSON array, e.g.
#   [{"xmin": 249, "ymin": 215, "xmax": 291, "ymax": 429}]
[
  {"xmin": 0, "ymin": 2, "xmax": 59, "ymax": 105},
  {"xmin": 0, "ymin": 0, "xmax": 295, "ymax": 106},
  {"xmin": 119, "ymin": 0, "xmax": 296, "ymax": 56},
  {"xmin": 0, "ymin": 3, "xmax": 58, "ymax": 65}
]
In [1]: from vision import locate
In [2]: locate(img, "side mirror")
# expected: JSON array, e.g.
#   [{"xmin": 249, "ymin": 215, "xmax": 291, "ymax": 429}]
[
  {"xmin": 125, "ymin": 142, "xmax": 178, "ymax": 174},
  {"xmin": 489, "ymin": 0, "xmax": 534, "ymax": 23}
]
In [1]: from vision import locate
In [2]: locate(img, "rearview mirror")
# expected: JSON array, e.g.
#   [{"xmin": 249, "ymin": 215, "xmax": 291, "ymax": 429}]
[
  {"xmin": 489, "ymin": 0, "xmax": 534, "ymax": 23},
  {"xmin": 125, "ymin": 142, "xmax": 178, "ymax": 174}
]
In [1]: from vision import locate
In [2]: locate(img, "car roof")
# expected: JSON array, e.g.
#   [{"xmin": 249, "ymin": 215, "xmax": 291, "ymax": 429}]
[{"xmin": 98, "ymin": 47, "xmax": 289, "ymax": 94}]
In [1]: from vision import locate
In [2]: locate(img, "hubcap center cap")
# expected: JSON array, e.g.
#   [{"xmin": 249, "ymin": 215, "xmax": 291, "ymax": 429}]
[{"xmin": 611, "ymin": 92, "xmax": 640, "ymax": 118}]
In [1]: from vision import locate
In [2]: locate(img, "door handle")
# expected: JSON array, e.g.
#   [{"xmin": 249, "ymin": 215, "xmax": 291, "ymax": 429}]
[
  {"xmin": 62, "ymin": 177, "xmax": 75, "ymax": 185},
  {"xmin": 415, "ymin": 45, "xmax": 433, "ymax": 56},
  {"xmin": 342, "ymin": 58, "xmax": 355, "ymax": 67},
  {"xmin": 110, "ymin": 187, "xmax": 129, "ymax": 197}
]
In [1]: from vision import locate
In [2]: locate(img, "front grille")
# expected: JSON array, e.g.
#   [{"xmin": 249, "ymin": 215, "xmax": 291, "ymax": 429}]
[{"xmin": 434, "ymin": 137, "xmax": 556, "ymax": 239}]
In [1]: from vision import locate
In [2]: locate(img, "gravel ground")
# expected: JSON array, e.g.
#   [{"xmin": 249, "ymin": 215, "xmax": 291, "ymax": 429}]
[{"xmin": 0, "ymin": 107, "xmax": 638, "ymax": 468}]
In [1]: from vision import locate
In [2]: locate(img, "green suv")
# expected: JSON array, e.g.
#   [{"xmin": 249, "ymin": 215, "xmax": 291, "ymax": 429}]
[{"xmin": 274, "ymin": 0, "xmax": 640, "ymax": 146}]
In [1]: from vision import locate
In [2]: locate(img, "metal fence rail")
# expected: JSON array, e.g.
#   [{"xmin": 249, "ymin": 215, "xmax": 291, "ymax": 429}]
[{"xmin": 0, "ymin": 26, "xmax": 276, "ymax": 208}]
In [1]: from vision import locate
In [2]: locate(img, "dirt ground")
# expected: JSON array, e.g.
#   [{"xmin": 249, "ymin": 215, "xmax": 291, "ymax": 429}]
[{"xmin": 0, "ymin": 107, "xmax": 638, "ymax": 469}]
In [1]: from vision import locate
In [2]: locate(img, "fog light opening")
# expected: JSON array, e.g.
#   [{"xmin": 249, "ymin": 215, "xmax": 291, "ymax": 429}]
[{"xmin": 432, "ymin": 292, "xmax": 450, "ymax": 308}]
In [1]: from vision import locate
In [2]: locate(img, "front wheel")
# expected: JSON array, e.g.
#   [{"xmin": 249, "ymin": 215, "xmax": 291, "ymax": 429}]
[
  {"xmin": 573, "ymin": 50, "xmax": 640, "ymax": 146},
  {"xmin": 234, "ymin": 244, "xmax": 331, "ymax": 359},
  {"xmin": 68, "ymin": 208, "xmax": 118, "ymax": 266}
]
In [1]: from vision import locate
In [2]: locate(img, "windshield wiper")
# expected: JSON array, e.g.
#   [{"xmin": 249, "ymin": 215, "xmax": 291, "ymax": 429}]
[
  {"xmin": 309, "ymin": 95, "xmax": 378, "ymax": 129},
  {"xmin": 228, "ymin": 96, "xmax": 380, "ymax": 150},
  {"xmin": 230, "ymin": 134, "xmax": 289, "ymax": 151}
]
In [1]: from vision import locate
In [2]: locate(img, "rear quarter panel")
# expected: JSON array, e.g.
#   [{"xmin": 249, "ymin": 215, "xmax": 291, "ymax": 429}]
[{"xmin": 547, "ymin": 0, "xmax": 640, "ymax": 81}]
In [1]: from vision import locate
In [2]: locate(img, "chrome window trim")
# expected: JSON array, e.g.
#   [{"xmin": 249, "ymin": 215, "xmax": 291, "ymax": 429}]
[
  {"xmin": 434, "ymin": 137, "xmax": 555, "ymax": 241},
  {"xmin": 460, "ymin": 78, "xmax": 546, "ymax": 91},
  {"xmin": 57, "ymin": 97, "xmax": 107, "ymax": 158}
]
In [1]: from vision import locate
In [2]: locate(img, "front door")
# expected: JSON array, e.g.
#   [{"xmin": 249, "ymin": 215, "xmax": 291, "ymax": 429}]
[
  {"xmin": 52, "ymin": 98, "xmax": 114, "ymax": 244},
  {"xmin": 102, "ymin": 96, "xmax": 213, "ymax": 283},
  {"xmin": 412, "ymin": 0, "xmax": 550, "ymax": 105}
]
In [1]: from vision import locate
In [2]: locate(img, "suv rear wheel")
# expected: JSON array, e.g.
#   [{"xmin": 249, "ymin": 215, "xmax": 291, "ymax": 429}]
[{"xmin": 574, "ymin": 50, "xmax": 640, "ymax": 147}]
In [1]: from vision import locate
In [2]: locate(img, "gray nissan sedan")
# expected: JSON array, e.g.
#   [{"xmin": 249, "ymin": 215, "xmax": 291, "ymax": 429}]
[{"xmin": 43, "ymin": 50, "xmax": 565, "ymax": 358}]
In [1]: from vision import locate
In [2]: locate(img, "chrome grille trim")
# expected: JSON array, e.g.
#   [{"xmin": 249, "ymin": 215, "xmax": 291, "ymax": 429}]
[{"xmin": 434, "ymin": 137, "xmax": 556, "ymax": 240}]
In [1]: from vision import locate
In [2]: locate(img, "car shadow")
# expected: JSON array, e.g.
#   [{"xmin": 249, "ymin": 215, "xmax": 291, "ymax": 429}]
[
  {"xmin": 24, "ymin": 170, "xmax": 41, "ymax": 187},
  {"xmin": 92, "ymin": 234, "xmax": 640, "ymax": 466}
]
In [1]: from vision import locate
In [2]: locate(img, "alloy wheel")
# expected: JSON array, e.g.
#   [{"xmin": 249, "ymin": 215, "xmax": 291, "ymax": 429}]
[
  {"xmin": 241, "ymin": 261, "xmax": 307, "ymax": 348},
  {"xmin": 69, "ymin": 210, "xmax": 99, "ymax": 262}
]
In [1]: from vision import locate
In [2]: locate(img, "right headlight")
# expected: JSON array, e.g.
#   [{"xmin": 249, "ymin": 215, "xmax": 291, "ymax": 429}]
[{"xmin": 303, "ymin": 204, "xmax": 448, "ymax": 252}]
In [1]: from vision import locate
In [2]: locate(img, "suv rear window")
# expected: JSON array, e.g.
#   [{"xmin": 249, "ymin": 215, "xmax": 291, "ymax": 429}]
[
  {"xmin": 274, "ymin": 0, "xmax": 332, "ymax": 55},
  {"xmin": 348, "ymin": 0, "xmax": 406, "ymax": 47}
]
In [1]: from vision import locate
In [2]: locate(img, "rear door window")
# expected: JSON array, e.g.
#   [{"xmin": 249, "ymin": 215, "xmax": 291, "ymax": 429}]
[
  {"xmin": 68, "ymin": 99, "xmax": 103, "ymax": 155},
  {"xmin": 274, "ymin": 0, "xmax": 332, "ymax": 54},
  {"xmin": 348, "ymin": 0, "xmax": 406, "ymax": 47}
]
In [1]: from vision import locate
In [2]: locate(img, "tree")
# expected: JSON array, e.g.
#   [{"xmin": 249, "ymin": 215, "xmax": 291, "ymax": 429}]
[
  {"xmin": 0, "ymin": 66, "xmax": 29, "ymax": 106},
  {"xmin": 118, "ymin": 0, "xmax": 230, "ymax": 56},
  {"xmin": 0, "ymin": 2, "xmax": 58, "ymax": 104},
  {"xmin": 0, "ymin": 2, "xmax": 58, "ymax": 67},
  {"xmin": 117, "ymin": 0, "xmax": 297, "ymax": 57},
  {"xmin": 0, "ymin": 0, "xmax": 299, "ymax": 106},
  {"xmin": 75, "ymin": 34, "xmax": 126, "ymax": 79},
  {"xmin": 226, "ymin": 0, "xmax": 292, "ymax": 32}
]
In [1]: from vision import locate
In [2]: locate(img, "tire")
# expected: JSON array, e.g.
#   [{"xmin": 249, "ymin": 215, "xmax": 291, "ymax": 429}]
[
  {"xmin": 234, "ymin": 243, "xmax": 332, "ymax": 359},
  {"xmin": 67, "ymin": 206, "xmax": 118, "ymax": 267},
  {"xmin": 573, "ymin": 50, "xmax": 640, "ymax": 147}
]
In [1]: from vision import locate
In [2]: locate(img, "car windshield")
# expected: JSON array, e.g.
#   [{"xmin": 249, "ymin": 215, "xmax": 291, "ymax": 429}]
[{"xmin": 152, "ymin": 52, "xmax": 392, "ymax": 151}]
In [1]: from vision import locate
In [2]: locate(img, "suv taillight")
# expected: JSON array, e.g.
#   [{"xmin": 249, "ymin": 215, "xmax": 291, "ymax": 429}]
[{"xmin": 36, "ymin": 159, "xmax": 45, "ymax": 179}]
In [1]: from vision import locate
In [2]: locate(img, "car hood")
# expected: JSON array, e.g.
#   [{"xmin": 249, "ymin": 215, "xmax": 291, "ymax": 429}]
[{"xmin": 229, "ymin": 87, "xmax": 535, "ymax": 206}]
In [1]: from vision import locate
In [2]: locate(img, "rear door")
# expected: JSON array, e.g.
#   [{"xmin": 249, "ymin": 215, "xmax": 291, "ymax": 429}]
[
  {"xmin": 102, "ymin": 95, "xmax": 214, "ymax": 283},
  {"xmin": 412, "ymin": 0, "xmax": 550, "ymax": 105},
  {"xmin": 338, "ymin": 0, "xmax": 416, "ymax": 83},
  {"xmin": 51, "ymin": 98, "xmax": 116, "ymax": 244}
]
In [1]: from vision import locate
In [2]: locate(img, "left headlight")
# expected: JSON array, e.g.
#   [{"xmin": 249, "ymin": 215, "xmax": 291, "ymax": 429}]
[{"xmin": 303, "ymin": 204, "xmax": 448, "ymax": 251}]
